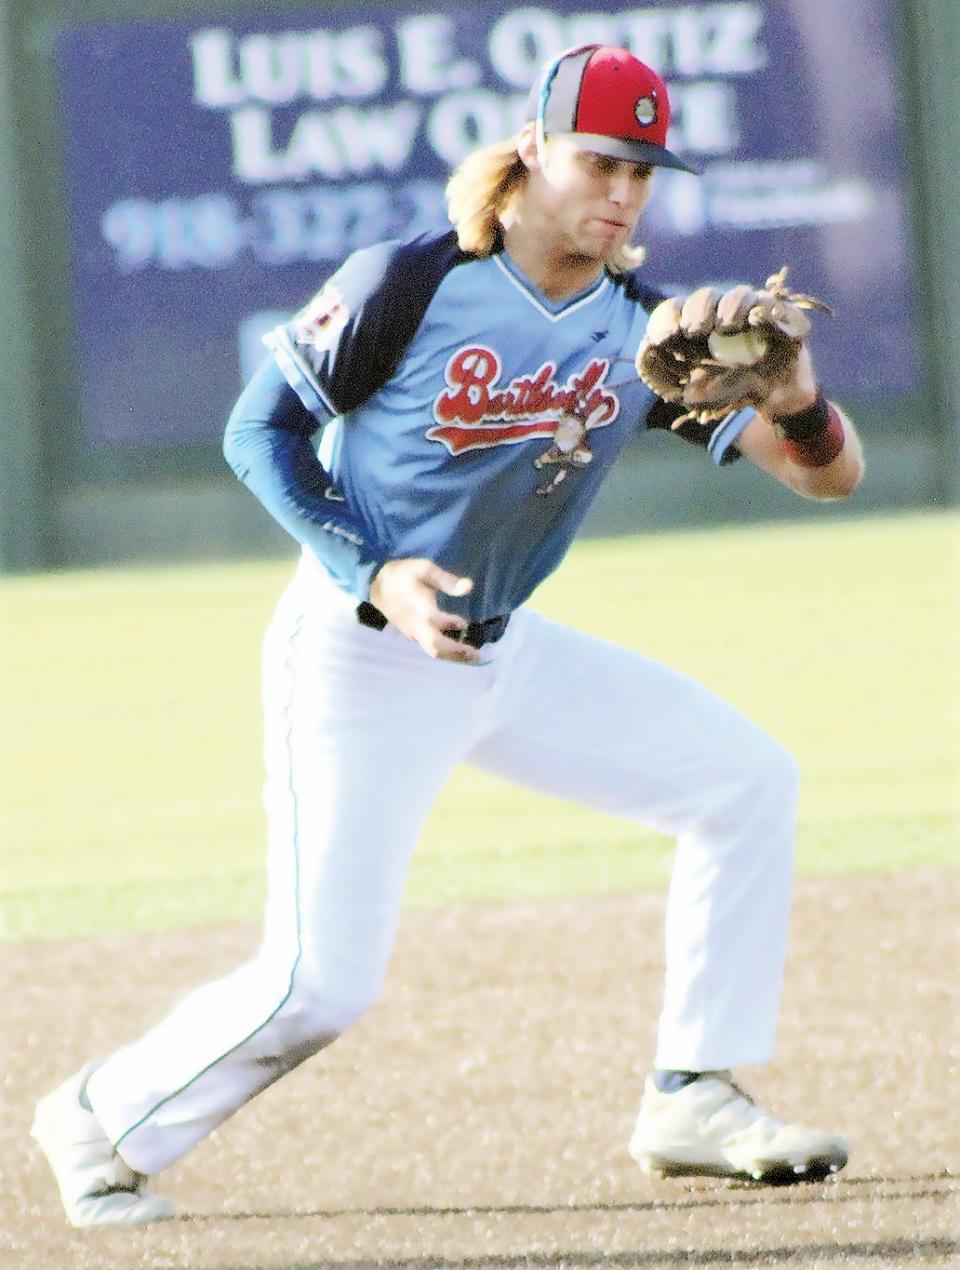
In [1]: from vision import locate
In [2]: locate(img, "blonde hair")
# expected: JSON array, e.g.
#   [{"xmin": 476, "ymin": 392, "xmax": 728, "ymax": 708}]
[{"xmin": 445, "ymin": 133, "xmax": 646, "ymax": 275}]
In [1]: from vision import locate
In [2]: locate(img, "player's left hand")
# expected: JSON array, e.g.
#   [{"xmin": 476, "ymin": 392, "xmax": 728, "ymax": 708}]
[{"xmin": 635, "ymin": 268, "xmax": 833, "ymax": 425}]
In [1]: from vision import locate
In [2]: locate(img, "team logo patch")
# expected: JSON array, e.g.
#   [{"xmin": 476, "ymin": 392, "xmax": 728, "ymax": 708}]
[
  {"xmin": 635, "ymin": 94, "xmax": 657, "ymax": 126},
  {"xmin": 427, "ymin": 346, "xmax": 620, "ymax": 456},
  {"xmin": 294, "ymin": 284, "xmax": 349, "ymax": 352}
]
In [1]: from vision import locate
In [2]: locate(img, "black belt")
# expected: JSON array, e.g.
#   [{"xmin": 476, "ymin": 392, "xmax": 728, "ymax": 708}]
[{"xmin": 356, "ymin": 601, "xmax": 510, "ymax": 649}]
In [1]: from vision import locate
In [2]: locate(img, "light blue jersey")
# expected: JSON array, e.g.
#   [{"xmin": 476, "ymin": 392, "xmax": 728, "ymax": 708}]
[{"xmin": 225, "ymin": 228, "xmax": 751, "ymax": 622}]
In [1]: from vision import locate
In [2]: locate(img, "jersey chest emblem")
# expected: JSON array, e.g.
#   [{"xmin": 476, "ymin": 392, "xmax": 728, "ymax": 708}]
[{"xmin": 426, "ymin": 345, "xmax": 620, "ymax": 457}]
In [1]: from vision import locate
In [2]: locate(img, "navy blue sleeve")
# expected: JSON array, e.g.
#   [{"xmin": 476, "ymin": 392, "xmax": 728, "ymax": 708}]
[
  {"xmin": 644, "ymin": 397, "xmax": 748, "ymax": 465},
  {"xmin": 232, "ymin": 230, "xmax": 470, "ymax": 596},
  {"xmin": 265, "ymin": 228, "xmax": 468, "ymax": 423},
  {"xmin": 223, "ymin": 358, "xmax": 387, "ymax": 599}
]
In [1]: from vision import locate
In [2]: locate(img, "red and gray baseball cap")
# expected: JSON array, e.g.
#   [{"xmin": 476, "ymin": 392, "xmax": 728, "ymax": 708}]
[{"xmin": 528, "ymin": 44, "xmax": 697, "ymax": 174}]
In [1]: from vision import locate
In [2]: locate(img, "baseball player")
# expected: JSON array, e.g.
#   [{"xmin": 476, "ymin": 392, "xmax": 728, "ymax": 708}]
[{"xmin": 32, "ymin": 46, "xmax": 864, "ymax": 1226}]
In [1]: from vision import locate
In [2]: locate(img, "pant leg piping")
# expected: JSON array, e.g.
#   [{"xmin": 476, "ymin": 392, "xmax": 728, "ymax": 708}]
[{"xmin": 113, "ymin": 610, "xmax": 307, "ymax": 1154}]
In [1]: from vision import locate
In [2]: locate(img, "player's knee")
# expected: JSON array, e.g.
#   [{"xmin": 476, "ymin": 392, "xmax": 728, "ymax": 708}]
[
  {"xmin": 704, "ymin": 729, "xmax": 799, "ymax": 833},
  {"xmin": 753, "ymin": 734, "xmax": 800, "ymax": 802},
  {"xmin": 285, "ymin": 968, "xmax": 383, "ymax": 1039},
  {"xmin": 262, "ymin": 996, "xmax": 361, "ymax": 1067},
  {"xmin": 729, "ymin": 732, "xmax": 799, "ymax": 816},
  {"xmin": 740, "ymin": 735, "xmax": 800, "ymax": 846}
]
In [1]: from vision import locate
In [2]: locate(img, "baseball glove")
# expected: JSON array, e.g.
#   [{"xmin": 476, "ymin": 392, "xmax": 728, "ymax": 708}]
[{"xmin": 635, "ymin": 268, "xmax": 834, "ymax": 425}]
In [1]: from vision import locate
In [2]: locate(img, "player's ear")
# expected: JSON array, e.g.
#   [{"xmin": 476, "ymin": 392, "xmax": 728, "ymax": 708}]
[{"xmin": 517, "ymin": 123, "xmax": 541, "ymax": 172}]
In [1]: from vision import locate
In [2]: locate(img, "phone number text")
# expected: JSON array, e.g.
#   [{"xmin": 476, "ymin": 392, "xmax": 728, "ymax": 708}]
[{"xmin": 101, "ymin": 182, "xmax": 446, "ymax": 272}]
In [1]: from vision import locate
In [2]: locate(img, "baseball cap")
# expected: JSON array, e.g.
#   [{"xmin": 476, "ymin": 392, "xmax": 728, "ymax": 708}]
[{"xmin": 528, "ymin": 45, "xmax": 697, "ymax": 174}]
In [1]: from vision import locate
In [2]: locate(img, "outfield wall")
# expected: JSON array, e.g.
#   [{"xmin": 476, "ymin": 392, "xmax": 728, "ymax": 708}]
[{"xmin": 0, "ymin": 0, "xmax": 955, "ymax": 571}]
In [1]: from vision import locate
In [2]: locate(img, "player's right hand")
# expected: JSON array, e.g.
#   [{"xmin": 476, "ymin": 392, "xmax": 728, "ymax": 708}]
[{"xmin": 368, "ymin": 558, "xmax": 478, "ymax": 664}]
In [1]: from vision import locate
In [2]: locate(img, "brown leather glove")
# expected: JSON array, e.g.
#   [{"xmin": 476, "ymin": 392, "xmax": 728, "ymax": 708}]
[{"xmin": 635, "ymin": 268, "xmax": 833, "ymax": 425}]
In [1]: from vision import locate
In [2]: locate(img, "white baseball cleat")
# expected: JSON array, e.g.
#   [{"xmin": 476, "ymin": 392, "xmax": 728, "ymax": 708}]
[
  {"xmin": 31, "ymin": 1063, "xmax": 175, "ymax": 1227},
  {"xmin": 628, "ymin": 1071, "xmax": 849, "ymax": 1185}
]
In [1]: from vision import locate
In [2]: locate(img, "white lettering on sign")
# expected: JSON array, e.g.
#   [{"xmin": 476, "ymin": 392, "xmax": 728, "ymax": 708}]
[
  {"xmin": 239, "ymin": 35, "xmax": 305, "ymax": 104},
  {"xmin": 230, "ymin": 102, "xmax": 421, "ymax": 181},
  {"xmin": 328, "ymin": 28, "xmax": 389, "ymax": 98},
  {"xmin": 189, "ymin": 5, "xmax": 769, "ymax": 189},
  {"xmin": 190, "ymin": 25, "xmax": 387, "ymax": 107},
  {"xmin": 396, "ymin": 14, "xmax": 481, "ymax": 93},
  {"xmin": 100, "ymin": 184, "xmax": 449, "ymax": 273},
  {"xmin": 487, "ymin": 4, "xmax": 766, "ymax": 87},
  {"xmin": 669, "ymin": 81, "xmax": 740, "ymax": 152},
  {"xmin": 563, "ymin": 14, "xmax": 624, "ymax": 49},
  {"xmin": 487, "ymin": 9, "xmax": 566, "ymax": 87},
  {"xmin": 191, "ymin": 30, "xmax": 244, "ymax": 106},
  {"xmin": 701, "ymin": 3, "xmax": 767, "ymax": 75},
  {"xmin": 622, "ymin": 3, "xmax": 766, "ymax": 76},
  {"xmin": 427, "ymin": 92, "xmax": 523, "ymax": 164}
]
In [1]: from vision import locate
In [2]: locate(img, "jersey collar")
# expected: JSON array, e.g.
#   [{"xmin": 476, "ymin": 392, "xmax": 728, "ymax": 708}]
[{"xmin": 494, "ymin": 250, "xmax": 610, "ymax": 322}]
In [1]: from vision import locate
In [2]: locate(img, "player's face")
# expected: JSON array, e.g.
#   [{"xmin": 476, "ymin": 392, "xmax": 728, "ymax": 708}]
[{"xmin": 534, "ymin": 136, "xmax": 654, "ymax": 261}]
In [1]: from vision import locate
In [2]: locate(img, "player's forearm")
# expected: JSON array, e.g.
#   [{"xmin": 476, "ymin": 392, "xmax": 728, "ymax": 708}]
[
  {"xmin": 784, "ymin": 407, "xmax": 864, "ymax": 499},
  {"xmin": 763, "ymin": 398, "xmax": 865, "ymax": 500},
  {"xmin": 223, "ymin": 414, "xmax": 385, "ymax": 598}
]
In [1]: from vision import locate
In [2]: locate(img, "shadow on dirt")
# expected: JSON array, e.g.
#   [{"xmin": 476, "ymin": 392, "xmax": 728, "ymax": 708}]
[
  {"xmin": 184, "ymin": 1171, "xmax": 956, "ymax": 1223},
  {"xmin": 217, "ymin": 1236, "xmax": 959, "ymax": 1268}
]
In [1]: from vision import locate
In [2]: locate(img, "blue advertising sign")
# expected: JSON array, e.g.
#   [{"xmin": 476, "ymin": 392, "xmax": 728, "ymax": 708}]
[{"xmin": 55, "ymin": 1, "xmax": 918, "ymax": 448}]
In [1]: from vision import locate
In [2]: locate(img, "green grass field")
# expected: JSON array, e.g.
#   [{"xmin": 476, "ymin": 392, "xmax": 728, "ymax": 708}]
[{"xmin": 1, "ymin": 510, "xmax": 957, "ymax": 941}]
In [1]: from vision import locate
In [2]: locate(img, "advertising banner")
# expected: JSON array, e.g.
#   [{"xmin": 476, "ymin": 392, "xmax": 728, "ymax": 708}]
[{"xmin": 55, "ymin": 1, "xmax": 918, "ymax": 447}]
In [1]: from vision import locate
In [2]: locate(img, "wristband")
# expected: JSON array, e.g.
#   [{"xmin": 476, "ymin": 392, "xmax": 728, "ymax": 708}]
[{"xmin": 771, "ymin": 390, "xmax": 845, "ymax": 468}]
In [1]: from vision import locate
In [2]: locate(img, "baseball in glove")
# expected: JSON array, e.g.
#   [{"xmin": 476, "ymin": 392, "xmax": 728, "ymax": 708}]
[{"xmin": 635, "ymin": 268, "xmax": 834, "ymax": 426}]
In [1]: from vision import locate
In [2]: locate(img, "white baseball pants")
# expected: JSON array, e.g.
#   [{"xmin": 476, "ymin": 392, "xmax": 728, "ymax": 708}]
[{"xmin": 88, "ymin": 555, "xmax": 798, "ymax": 1175}]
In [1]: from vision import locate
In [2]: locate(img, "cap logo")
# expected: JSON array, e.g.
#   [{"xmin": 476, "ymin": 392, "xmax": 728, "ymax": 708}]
[{"xmin": 634, "ymin": 94, "xmax": 658, "ymax": 127}]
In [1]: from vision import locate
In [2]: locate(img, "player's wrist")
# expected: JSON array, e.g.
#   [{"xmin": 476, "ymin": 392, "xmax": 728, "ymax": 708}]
[
  {"xmin": 770, "ymin": 389, "xmax": 846, "ymax": 468},
  {"xmin": 761, "ymin": 348, "xmax": 818, "ymax": 419},
  {"xmin": 763, "ymin": 383, "xmax": 818, "ymax": 420},
  {"xmin": 768, "ymin": 389, "xmax": 830, "ymax": 439}
]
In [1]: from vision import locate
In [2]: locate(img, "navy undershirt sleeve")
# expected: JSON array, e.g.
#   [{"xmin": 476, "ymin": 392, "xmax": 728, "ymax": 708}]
[
  {"xmin": 223, "ymin": 358, "xmax": 387, "ymax": 599},
  {"xmin": 644, "ymin": 395, "xmax": 743, "ymax": 464}
]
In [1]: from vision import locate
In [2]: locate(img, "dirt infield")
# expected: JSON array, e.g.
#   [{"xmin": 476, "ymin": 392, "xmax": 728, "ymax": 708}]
[{"xmin": 3, "ymin": 871, "xmax": 957, "ymax": 1269}]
